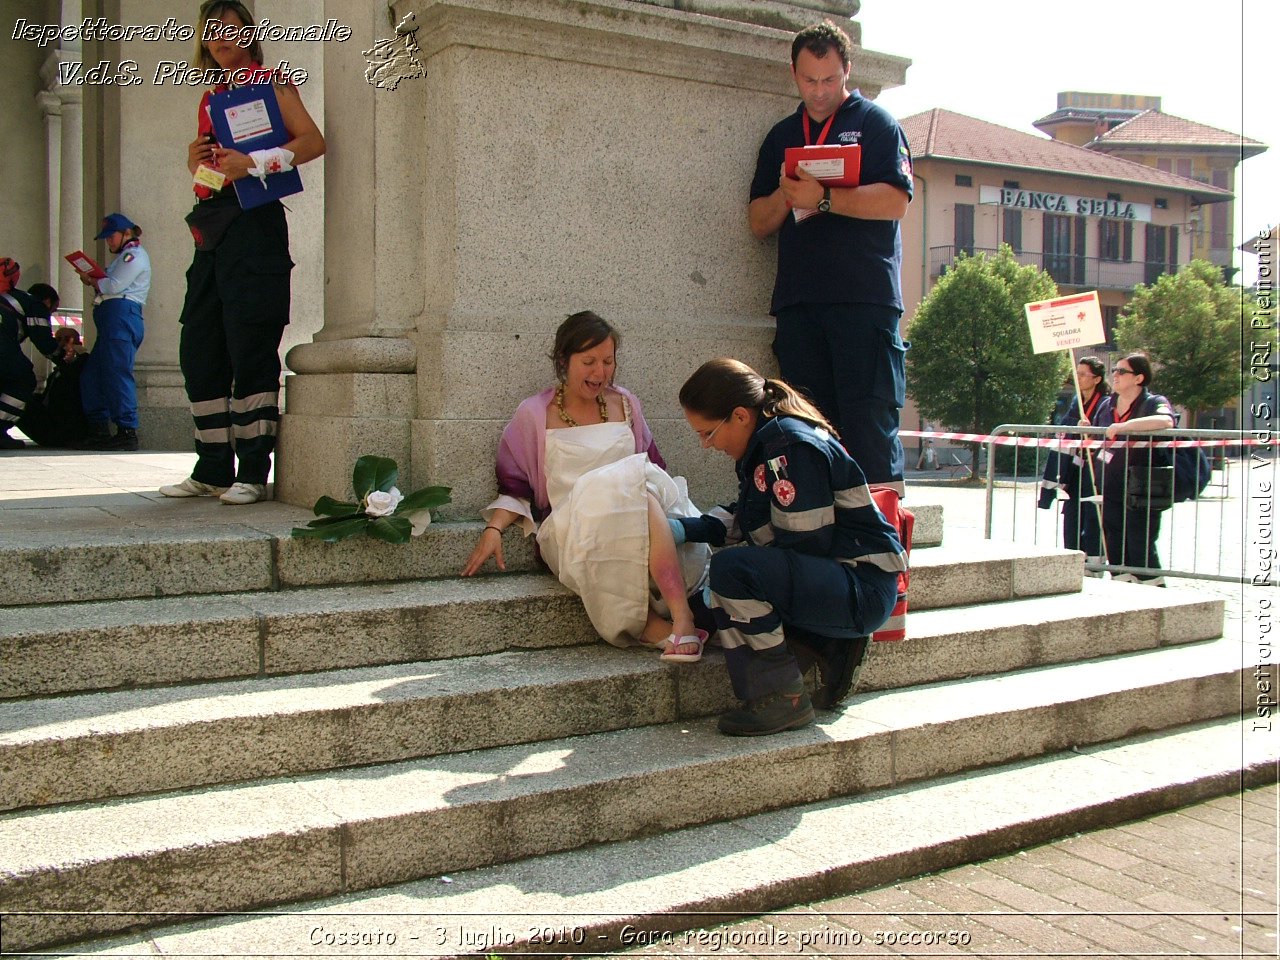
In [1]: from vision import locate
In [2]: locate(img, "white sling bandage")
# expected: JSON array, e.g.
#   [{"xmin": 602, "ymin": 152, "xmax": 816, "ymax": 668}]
[{"xmin": 246, "ymin": 147, "xmax": 295, "ymax": 186}]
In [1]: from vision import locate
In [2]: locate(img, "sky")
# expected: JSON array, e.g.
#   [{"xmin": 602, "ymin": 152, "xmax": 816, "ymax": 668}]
[{"xmin": 854, "ymin": 0, "xmax": 1277, "ymax": 287}]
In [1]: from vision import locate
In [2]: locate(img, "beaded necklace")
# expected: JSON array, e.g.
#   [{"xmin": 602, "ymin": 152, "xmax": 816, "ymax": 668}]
[{"xmin": 555, "ymin": 383, "xmax": 608, "ymax": 427}]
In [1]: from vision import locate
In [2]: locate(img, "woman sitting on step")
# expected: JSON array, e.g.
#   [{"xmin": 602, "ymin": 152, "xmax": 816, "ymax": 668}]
[{"xmin": 461, "ymin": 311, "xmax": 711, "ymax": 659}]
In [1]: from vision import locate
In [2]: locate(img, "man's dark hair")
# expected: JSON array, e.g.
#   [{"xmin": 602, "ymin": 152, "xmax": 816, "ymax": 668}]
[
  {"xmin": 791, "ymin": 21, "xmax": 853, "ymax": 68},
  {"xmin": 28, "ymin": 283, "xmax": 59, "ymax": 310}
]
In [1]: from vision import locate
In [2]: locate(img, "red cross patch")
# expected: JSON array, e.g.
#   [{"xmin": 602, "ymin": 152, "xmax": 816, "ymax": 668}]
[
  {"xmin": 268, "ymin": 159, "xmax": 281, "ymax": 173},
  {"xmin": 754, "ymin": 464, "xmax": 767, "ymax": 492},
  {"xmin": 773, "ymin": 479, "xmax": 796, "ymax": 506}
]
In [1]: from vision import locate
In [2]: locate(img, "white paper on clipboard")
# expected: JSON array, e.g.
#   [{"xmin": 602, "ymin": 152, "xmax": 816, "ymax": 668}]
[{"xmin": 223, "ymin": 100, "xmax": 274, "ymax": 144}]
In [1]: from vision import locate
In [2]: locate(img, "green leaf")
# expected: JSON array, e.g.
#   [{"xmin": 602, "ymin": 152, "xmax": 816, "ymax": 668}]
[
  {"xmin": 366, "ymin": 515, "xmax": 413, "ymax": 544},
  {"xmin": 301, "ymin": 513, "xmax": 370, "ymax": 527},
  {"xmin": 394, "ymin": 486, "xmax": 452, "ymax": 514},
  {"xmin": 313, "ymin": 496, "xmax": 361, "ymax": 517},
  {"xmin": 290, "ymin": 516, "xmax": 371, "ymax": 542},
  {"xmin": 352, "ymin": 456, "xmax": 399, "ymax": 498}
]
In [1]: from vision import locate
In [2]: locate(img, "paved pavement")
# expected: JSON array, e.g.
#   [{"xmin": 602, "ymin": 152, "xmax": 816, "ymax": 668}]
[
  {"xmin": 3, "ymin": 447, "xmax": 1276, "ymax": 958},
  {"xmin": 613, "ymin": 784, "xmax": 1278, "ymax": 958}
]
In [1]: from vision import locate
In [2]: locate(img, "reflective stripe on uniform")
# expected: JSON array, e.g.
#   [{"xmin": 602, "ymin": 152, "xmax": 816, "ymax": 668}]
[
  {"xmin": 191, "ymin": 397, "xmax": 231, "ymax": 417},
  {"xmin": 232, "ymin": 419, "xmax": 278, "ymax": 439},
  {"xmin": 834, "ymin": 484, "xmax": 874, "ymax": 510},
  {"xmin": 771, "ymin": 503, "xmax": 834, "ymax": 532},
  {"xmin": 231, "ymin": 391, "xmax": 278, "ymax": 413}
]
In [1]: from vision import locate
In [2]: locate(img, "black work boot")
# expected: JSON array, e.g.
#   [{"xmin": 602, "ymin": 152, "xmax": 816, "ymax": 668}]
[
  {"xmin": 791, "ymin": 632, "xmax": 872, "ymax": 711},
  {"xmin": 717, "ymin": 684, "xmax": 815, "ymax": 737},
  {"xmin": 76, "ymin": 421, "xmax": 113, "ymax": 449},
  {"xmin": 105, "ymin": 427, "xmax": 140, "ymax": 451}
]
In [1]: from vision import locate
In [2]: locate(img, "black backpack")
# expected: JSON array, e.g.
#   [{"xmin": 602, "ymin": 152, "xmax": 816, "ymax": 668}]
[{"xmin": 1173, "ymin": 447, "xmax": 1211, "ymax": 502}]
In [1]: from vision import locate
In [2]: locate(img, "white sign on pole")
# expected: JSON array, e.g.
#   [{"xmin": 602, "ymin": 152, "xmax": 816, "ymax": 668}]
[{"xmin": 1024, "ymin": 291, "xmax": 1107, "ymax": 354}]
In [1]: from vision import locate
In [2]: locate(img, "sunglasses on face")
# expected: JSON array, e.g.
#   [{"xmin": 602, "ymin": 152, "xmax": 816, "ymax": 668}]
[{"xmin": 1113, "ymin": 367, "xmax": 1136, "ymax": 376}]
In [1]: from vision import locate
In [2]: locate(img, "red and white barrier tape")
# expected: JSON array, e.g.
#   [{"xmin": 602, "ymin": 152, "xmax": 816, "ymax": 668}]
[{"xmin": 900, "ymin": 430, "xmax": 1277, "ymax": 450}]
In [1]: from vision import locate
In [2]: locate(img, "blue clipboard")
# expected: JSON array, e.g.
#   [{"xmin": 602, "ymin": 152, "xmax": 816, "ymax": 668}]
[{"xmin": 208, "ymin": 83, "xmax": 303, "ymax": 210}]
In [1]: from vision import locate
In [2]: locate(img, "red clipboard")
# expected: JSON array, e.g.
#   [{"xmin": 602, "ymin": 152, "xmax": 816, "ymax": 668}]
[
  {"xmin": 784, "ymin": 144, "xmax": 861, "ymax": 187},
  {"xmin": 65, "ymin": 251, "xmax": 107, "ymax": 280}
]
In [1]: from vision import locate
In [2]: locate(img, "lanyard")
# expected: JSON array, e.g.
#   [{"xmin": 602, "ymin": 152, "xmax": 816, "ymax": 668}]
[
  {"xmin": 1112, "ymin": 396, "xmax": 1139, "ymax": 424},
  {"xmin": 1082, "ymin": 391, "xmax": 1101, "ymax": 421},
  {"xmin": 802, "ymin": 110, "xmax": 837, "ymax": 146}
]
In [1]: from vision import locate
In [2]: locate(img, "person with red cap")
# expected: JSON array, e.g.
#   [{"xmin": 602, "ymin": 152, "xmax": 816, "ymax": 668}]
[
  {"xmin": 0, "ymin": 259, "xmax": 61, "ymax": 449},
  {"xmin": 77, "ymin": 212, "xmax": 150, "ymax": 450}
]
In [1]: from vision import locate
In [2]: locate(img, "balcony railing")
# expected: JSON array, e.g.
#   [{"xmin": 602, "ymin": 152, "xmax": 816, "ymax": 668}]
[{"xmin": 929, "ymin": 246, "xmax": 1176, "ymax": 291}]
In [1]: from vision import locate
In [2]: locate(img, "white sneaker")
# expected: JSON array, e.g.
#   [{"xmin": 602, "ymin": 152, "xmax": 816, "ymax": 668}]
[
  {"xmin": 219, "ymin": 482, "xmax": 267, "ymax": 505},
  {"xmin": 159, "ymin": 477, "xmax": 228, "ymax": 498}
]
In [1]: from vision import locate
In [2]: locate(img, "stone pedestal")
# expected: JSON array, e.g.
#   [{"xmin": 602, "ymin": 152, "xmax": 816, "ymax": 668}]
[{"xmin": 278, "ymin": 0, "xmax": 907, "ymax": 514}]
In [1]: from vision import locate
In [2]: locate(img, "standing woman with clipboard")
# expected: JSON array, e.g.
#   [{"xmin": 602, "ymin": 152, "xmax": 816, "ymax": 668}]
[{"xmin": 160, "ymin": 0, "xmax": 324, "ymax": 505}]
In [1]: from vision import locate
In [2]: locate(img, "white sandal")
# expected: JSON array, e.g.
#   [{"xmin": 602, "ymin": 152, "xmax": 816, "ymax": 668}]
[{"xmin": 660, "ymin": 629, "xmax": 708, "ymax": 663}]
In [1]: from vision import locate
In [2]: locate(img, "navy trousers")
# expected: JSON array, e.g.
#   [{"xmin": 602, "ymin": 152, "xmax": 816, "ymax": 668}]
[
  {"xmin": 709, "ymin": 545, "xmax": 897, "ymax": 702},
  {"xmin": 773, "ymin": 302, "xmax": 906, "ymax": 490}
]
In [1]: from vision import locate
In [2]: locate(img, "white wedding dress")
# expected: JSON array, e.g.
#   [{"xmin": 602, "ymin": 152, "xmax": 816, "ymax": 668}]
[{"xmin": 536, "ymin": 420, "xmax": 710, "ymax": 646}]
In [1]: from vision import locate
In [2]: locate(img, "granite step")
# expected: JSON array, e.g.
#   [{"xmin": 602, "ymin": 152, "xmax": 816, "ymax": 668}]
[
  {"xmin": 0, "ymin": 579, "xmax": 1223, "ymax": 812},
  {"xmin": 0, "ymin": 504, "xmax": 946, "ymax": 607},
  {"xmin": 43, "ymin": 716, "xmax": 1273, "ymax": 959},
  {"xmin": 0, "ymin": 539, "xmax": 1080, "ymax": 700},
  {"xmin": 0, "ymin": 633, "xmax": 1245, "ymax": 950}
]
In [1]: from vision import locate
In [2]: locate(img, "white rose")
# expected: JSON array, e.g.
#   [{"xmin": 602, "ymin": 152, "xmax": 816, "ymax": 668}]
[{"xmin": 364, "ymin": 487, "xmax": 403, "ymax": 517}]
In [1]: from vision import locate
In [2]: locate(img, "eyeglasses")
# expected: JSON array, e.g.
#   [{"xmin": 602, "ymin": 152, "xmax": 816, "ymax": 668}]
[
  {"xmin": 697, "ymin": 417, "xmax": 728, "ymax": 445},
  {"xmin": 1113, "ymin": 367, "xmax": 1136, "ymax": 376}
]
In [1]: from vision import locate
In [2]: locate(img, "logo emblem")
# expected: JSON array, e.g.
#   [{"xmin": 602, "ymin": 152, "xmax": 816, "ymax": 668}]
[
  {"xmin": 754, "ymin": 464, "xmax": 767, "ymax": 492},
  {"xmin": 364, "ymin": 12, "xmax": 427, "ymax": 91},
  {"xmin": 773, "ymin": 479, "xmax": 796, "ymax": 506}
]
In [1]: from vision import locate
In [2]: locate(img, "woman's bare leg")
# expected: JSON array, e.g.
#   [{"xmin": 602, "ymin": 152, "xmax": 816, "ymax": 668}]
[{"xmin": 647, "ymin": 493, "xmax": 699, "ymax": 653}]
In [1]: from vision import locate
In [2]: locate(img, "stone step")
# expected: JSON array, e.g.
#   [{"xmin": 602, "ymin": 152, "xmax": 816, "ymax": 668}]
[
  {"xmin": 0, "ymin": 504, "xmax": 946, "ymax": 607},
  {"xmin": 0, "ymin": 579, "xmax": 1223, "ymax": 812},
  {"xmin": 0, "ymin": 539, "xmax": 1079, "ymax": 700},
  {"xmin": 0, "ymin": 634, "xmax": 1245, "ymax": 950},
  {"xmin": 45, "ymin": 716, "xmax": 1273, "ymax": 959}
]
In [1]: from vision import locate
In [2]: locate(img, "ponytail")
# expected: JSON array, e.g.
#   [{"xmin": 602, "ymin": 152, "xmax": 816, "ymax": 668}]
[
  {"xmin": 760, "ymin": 377, "xmax": 837, "ymax": 436},
  {"xmin": 680, "ymin": 359, "xmax": 838, "ymax": 438}
]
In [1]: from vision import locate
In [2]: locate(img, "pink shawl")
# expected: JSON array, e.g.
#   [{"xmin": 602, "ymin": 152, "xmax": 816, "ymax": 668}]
[{"xmin": 495, "ymin": 384, "xmax": 665, "ymax": 519}]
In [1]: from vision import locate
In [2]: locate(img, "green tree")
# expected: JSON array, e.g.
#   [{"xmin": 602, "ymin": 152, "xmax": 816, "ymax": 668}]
[
  {"xmin": 906, "ymin": 245, "xmax": 1067, "ymax": 470},
  {"xmin": 1115, "ymin": 259, "xmax": 1246, "ymax": 424}
]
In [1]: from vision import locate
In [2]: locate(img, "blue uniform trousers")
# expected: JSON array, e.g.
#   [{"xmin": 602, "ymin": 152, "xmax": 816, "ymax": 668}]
[
  {"xmin": 709, "ymin": 546, "xmax": 897, "ymax": 702},
  {"xmin": 0, "ymin": 334, "xmax": 37, "ymax": 426},
  {"xmin": 81, "ymin": 298, "xmax": 144, "ymax": 429},
  {"xmin": 773, "ymin": 302, "xmax": 906, "ymax": 490}
]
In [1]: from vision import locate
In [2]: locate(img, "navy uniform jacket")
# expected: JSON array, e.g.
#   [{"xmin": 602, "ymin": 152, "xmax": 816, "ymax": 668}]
[
  {"xmin": 679, "ymin": 415, "xmax": 908, "ymax": 575},
  {"xmin": 1096, "ymin": 389, "xmax": 1175, "ymax": 490},
  {"xmin": 0, "ymin": 288, "xmax": 59, "ymax": 360}
]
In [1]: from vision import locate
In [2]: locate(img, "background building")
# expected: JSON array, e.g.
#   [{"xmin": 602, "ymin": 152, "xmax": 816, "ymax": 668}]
[
  {"xmin": 1034, "ymin": 91, "xmax": 1267, "ymax": 283},
  {"xmin": 898, "ymin": 107, "xmax": 1236, "ymax": 436}
]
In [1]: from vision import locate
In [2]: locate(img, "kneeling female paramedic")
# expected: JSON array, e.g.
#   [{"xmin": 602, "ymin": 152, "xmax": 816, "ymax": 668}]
[{"xmin": 675, "ymin": 358, "xmax": 907, "ymax": 736}]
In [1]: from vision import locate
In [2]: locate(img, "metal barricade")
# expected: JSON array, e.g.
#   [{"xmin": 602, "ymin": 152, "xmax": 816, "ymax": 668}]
[{"xmin": 982, "ymin": 424, "xmax": 1258, "ymax": 583}]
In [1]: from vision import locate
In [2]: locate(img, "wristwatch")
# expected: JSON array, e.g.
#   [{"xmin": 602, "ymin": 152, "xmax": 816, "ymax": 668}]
[{"xmin": 817, "ymin": 186, "xmax": 832, "ymax": 213}]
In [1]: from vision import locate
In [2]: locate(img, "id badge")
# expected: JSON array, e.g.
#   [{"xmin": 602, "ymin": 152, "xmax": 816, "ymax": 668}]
[{"xmin": 193, "ymin": 164, "xmax": 226, "ymax": 192}]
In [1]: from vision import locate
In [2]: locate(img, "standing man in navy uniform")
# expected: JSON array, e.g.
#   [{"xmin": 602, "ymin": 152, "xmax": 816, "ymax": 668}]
[
  {"xmin": 0, "ymin": 259, "xmax": 61, "ymax": 449},
  {"xmin": 749, "ymin": 21, "xmax": 914, "ymax": 495},
  {"xmin": 79, "ymin": 212, "xmax": 150, "ymax": 450}
]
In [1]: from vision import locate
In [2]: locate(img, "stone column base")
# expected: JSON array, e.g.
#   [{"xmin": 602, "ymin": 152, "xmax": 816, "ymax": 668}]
[{"xmin": 276, "ymin": 369, "xmax": 417, "ymax": 508}]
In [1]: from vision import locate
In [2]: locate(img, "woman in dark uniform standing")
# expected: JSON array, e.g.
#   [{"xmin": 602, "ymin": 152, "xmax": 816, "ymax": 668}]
[{"xmin": 160, "ymin": 0, "xmax": 324, "ymax": 505}]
